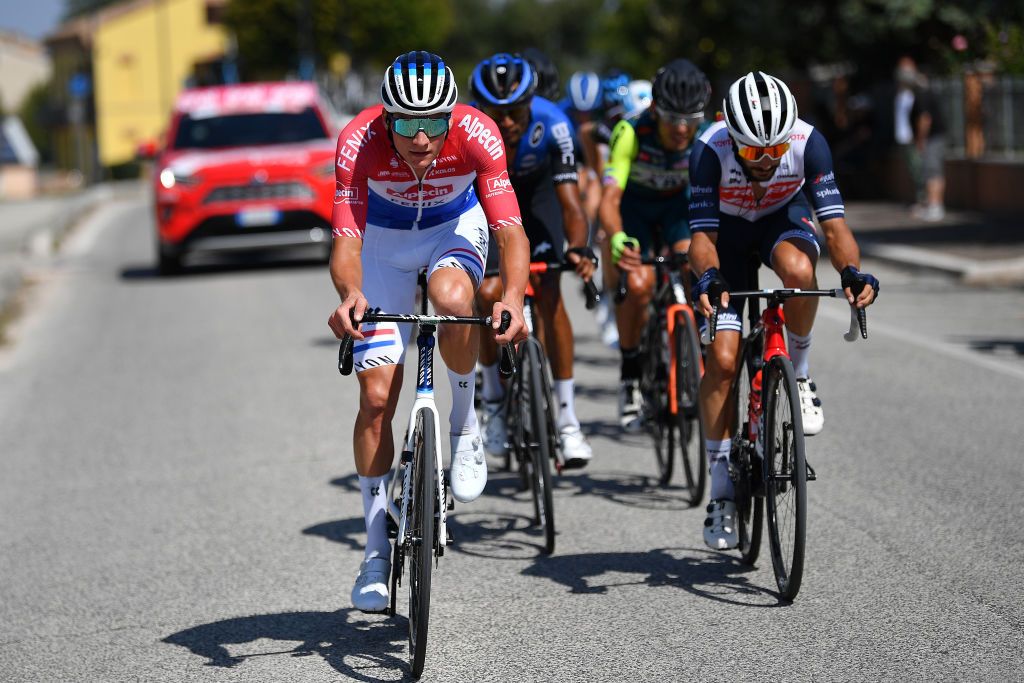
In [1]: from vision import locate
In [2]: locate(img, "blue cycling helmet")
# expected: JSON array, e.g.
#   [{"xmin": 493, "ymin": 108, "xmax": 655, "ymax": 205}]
[
  {"xmin": 470, "ymin": 53, "xmax": 537, "ymax": 107},
  {"xmin": 381, "ymin": 50, "xmax": 458, "ymax": 116},
  {"xmin": 567, "ymin": 71, "xmax": 601, "ymax": 112},
  {"xmin": 601, "ymin": 69, "xmax": 632, "ymax": 111}
]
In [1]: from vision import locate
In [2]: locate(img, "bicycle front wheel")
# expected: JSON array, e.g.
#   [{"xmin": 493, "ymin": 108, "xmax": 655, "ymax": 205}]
[
  {"xmin": 673, "ymin": 308, "xmax": 706, "ymax": 506},
  {"xmin": 639, "ymin": 312, "xmax": 673, "ymax": 486},
  {"xmin": 763, "ymin": 356, "xmax": 807, "ymax": 600},
  {"xmin": 409, "ymin": 408, "xmax": 436, "ymax": 678},
  {"xmin": 523, "ymin": 338, "xmax": 556, "ymax": 555}
]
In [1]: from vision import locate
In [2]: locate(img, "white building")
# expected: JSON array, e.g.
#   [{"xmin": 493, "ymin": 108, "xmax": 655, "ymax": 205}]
[{"xmin": 0, "ymin": 30, "xmax": 51, "ymax": 112}]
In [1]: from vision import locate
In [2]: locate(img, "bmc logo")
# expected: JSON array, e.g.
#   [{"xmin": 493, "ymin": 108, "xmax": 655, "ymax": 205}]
[
  {"xmin": 387, "ymin": 183, "xmax": 454, "ymax": 201},
  {"xmin": 334, "ymin": 186, "xmax": 359, "ymax": 204},
  {"xmin": 486, "ymin": 171, "xmax": 513, "ymax": 194}
]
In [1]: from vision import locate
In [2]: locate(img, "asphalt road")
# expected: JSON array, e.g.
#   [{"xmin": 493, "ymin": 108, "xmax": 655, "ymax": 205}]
[{"xmin": 1, "ymin": 197, "xmax": 1022, "ymax": 682}]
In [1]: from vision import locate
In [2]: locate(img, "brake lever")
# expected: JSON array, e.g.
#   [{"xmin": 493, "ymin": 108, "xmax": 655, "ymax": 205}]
[{"xmin": 496, "ymin": 310, "xmax": 516, "ymax": 378}]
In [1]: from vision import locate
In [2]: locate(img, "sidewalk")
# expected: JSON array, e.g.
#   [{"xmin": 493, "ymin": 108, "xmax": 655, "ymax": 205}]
[
  {"xmin": 0, "ymin": 181, "xmax": 144, "ymax": 331},
  {"xmin": 846, "ymin": 201, "xmax": 1024, "ymax": 286}
]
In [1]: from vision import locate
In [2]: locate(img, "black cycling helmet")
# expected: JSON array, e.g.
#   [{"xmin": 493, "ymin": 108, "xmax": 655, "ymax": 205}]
[
  {"xmin": 522, "ymin": 47, "xmax": 560, "ymax": 101},
  {"xmin": 652, "ymin": 58, "xmax": 711, "ymax": 114},
  {"xmin": 470, "ymin": 53, "xmax": 537, "ymax": 107}
]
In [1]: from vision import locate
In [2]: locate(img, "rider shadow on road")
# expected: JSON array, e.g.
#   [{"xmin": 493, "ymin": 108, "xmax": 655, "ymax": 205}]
[
  {"xmin": 163, "ymin": 608, "xmax": 412, "ymax": 682},
  {"xmin": 521, "ymin": 547, "xmax": 782, "ymax": 607}
]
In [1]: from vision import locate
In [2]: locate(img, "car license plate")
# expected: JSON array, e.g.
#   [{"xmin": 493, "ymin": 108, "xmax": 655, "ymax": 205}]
[{"xmin": 236, "ymin": 208, "xmax": 281, "ymax": 227}]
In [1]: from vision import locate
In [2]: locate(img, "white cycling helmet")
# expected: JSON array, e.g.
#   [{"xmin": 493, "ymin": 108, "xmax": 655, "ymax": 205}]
[
  {"xmin": 622, "ymin": 79, "xmax": 653, "ymax": 120},
  {"xmin": 723, "ymin": 71, "xmax": 797, "ymax": 147},
  {"xmin": 567, "ymin": 71, "xmax": 601, "ymax": 112},
  {"xmin": 381, "ymin": 51, "xmax": 458, "ymax": 116}
]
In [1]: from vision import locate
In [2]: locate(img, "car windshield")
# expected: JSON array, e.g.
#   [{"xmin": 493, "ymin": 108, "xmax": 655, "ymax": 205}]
[{"xmin": 171, "ymin": 107, "xmax": 328, "ymax": 149}]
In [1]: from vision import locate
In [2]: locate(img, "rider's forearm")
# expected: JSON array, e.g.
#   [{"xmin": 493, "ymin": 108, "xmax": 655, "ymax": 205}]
[
  {"xmin": 496, "ymin": 226, "xmax": 530, "ymax": 306},
  {"xmin": 688, "ymin": 231, "xmax": 720, "ymax": 276},
  {"xmin": 819, "ymin": 217, "xmax": 861, "ymax": 273},
  {"xmin": 557, "ymin": 185, "xmax": 590, "ymax": 249},
  {"xmin": 598, "ymin": 186, "xmax": 624, "ymax": 236},
  {"xmin": 330, "ymin": 237, "xmax": 363, "ymax": 300}
]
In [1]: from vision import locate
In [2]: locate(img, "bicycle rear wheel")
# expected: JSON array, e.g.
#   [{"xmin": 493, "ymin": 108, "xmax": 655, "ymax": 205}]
[
  {"xmin": 523, "ymin": 338, "xmax": 556, "ymax": 554},
  {"xmin": 640, "ymin": 312, "xmax": 674, "ymax": 486},
  {"xmin": 763, "ymin": 356, "xmax": 807, "ymax": 600},
  {"xmin": 733, "ymin": 344, "xmax": 763, "ymax": 566},
  {"xmin": 409, "ymin": 408, "xmax": 436, "ymax": 678},
  {"xmin": 673, "ymin": 308, "xmax": 706, "ymax": 506}
]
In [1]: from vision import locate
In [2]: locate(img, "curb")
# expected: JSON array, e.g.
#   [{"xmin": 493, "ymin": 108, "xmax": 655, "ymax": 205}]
[{"xmin": 861, "ymin": 240, "xmax": 1024, "ymax": 287}]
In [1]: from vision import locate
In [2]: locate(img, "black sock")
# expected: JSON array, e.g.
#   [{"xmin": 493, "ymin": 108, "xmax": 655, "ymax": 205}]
[{"xmin": 620, "ymin": 346, "xmax": 641, "ymax": 381}]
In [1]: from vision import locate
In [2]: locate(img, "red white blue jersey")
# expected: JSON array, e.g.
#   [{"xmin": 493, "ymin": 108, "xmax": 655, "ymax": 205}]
[
  {"xmin": 331, "ymin": 104, "xmax": 523, "ymax": 237},
  {"xmin": 688, "ymin": 119, "xmax": 845, "ymax": 231}
]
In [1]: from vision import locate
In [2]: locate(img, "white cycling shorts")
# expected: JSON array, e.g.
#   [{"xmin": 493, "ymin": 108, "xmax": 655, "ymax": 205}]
[{"xmin": 349, "ymin": 202, "xmax": 489, "ymax": 373}]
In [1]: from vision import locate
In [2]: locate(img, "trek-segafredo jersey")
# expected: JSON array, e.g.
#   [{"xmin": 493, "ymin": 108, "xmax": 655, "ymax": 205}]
[
  {"xmin": 687, "ymin": 119, "xmax": 845, "ymax": 231},
  {"xmin": 331, "ymin": 104, "xmax": 522, "ymax": 238}
]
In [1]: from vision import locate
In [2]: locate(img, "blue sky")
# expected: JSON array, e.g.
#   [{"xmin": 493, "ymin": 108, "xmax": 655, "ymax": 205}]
[{"xmin": 0, "ymin": 0, "xmax": 65, "ymax": 40}]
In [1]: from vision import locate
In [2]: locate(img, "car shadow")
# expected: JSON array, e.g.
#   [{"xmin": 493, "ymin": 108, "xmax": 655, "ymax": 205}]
[
  {"xmin": 162, "ymin": 608, "xmax": 413, "ymax": 681},
  {"xmin": 120, "ymin": 250, "xmax": 326, "ymax": 281},
  {"xmin": 521, "ymin": 547, "xmax": 783, "ymax": 607}
]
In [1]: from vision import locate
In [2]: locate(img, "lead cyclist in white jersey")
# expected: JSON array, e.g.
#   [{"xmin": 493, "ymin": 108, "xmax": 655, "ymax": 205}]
[{"xmin": 687, "ymin": 72, "xmax": 879, "ymax": 550}]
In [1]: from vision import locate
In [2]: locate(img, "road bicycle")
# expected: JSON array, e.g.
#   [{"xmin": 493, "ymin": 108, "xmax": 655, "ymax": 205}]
[
  {"xmin": 708, "ymin": 267, "xmax": 868, "ymax": 601},
  {"xmin": 484, "ymin": 255, "xmax": 599, "ymax": 554},
  {"xmin": 615, "ymin": 252, "xmax": 705, "ymax": 501},
  {"xmin": 337, "ymin": 276, "xmax": 515, "ymax": 679}
]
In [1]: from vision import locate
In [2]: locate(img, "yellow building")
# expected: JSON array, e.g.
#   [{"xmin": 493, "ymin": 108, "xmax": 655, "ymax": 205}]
[{"xmin": 93, "ymin": 0, "xmax": 228, "ymax": 167}]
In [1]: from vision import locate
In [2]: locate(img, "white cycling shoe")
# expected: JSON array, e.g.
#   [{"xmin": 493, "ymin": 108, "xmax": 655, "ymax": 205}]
[
  {"xmin": 703, "ymin": 499, "xmax": 739, "ymax": 550},
  {"xmin": 450, "ymin": 434, "xmax": 487, "ymax": 503},
  {"xmin": 796, "ymin": 377, "xmax": 824, "ymax": 436},
  {"xmin": 618, "ymin": 379, "xmax": 643, "ymax": 433},
  {"xmin": 351, "ymin": 557, "xmax": 390, "ymax": 613},
  {"xmin": 481, "ymin": 400, "xmax": 508, "ymax": 456},
  {"xmin": 559, "ymin": 425, "xmax": 593, "ymax": 469}
]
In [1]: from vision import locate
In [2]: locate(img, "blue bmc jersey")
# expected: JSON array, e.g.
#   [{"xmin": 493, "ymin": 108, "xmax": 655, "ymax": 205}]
[
  {"xmin": 688, "ymin": 119, "xmax": 845, "ymax": 230},
  {"xmin": 505, "ymin": 96, "xmax": 578, "ymax": 192}
]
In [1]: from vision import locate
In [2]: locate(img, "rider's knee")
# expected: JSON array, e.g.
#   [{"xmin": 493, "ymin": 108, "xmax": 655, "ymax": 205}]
[
  {"xmin": 359, "ymin": 377, "xmax": 397, "ymax": 421},
  {"xmin": 774, "ymin": 248, "xmax": 816, "ymax": 287},
  {"xmin": 707, "ymin": 340, "xmax": 740, "ymax": 382},
  {"xmin": 430, "ymin": 275, "xmax": 475, "ymax": 316}
]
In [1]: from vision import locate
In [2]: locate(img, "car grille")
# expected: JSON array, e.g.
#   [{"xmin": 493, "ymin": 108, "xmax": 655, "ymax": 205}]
[{"xmin": 203, "ymin": 181, "xmax": 314, "ymax": 204}]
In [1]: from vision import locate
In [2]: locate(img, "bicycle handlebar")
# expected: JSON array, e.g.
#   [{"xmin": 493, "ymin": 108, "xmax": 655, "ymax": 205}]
[
  {"xmin": 337, "ymin": 310, "xmax": 516, "ymax": 377},
  {"xmin": 483, "ymin": 256, "xmax": 600, "ymax": 310},
  {"xmin": 706, "ymin": 287, "xmax": 868, "ymax": 343},
  {"xmin": 613, "ymin": 252, "xmax": 689, "ymax": 304}
]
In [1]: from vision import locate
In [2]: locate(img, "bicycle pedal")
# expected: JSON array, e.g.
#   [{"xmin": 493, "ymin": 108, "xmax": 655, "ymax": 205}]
[
  {"xmin": 806, "ymin": 461, "xmax": 817, "ymax": 481},
  {"xmin": 446, "ymin": 527, "xmax": 454, "ymax": 545}
]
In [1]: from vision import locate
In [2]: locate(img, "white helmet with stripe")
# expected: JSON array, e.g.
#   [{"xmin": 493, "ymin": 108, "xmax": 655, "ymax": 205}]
[
  {"xmin": 723, "ymin": 71, "xmax": 797, "ymax": 147},
  {"xmin": 381, "ymin": 51, "xmax": 458, "ymax": 116}
]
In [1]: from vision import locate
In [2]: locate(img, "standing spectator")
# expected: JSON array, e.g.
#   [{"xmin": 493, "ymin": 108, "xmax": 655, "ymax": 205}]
[
  {"xmin": 911, "ymin": 74, "xmax": 947, "ymax": 222},
  {"xmin": 893, "ymin": 57, "xmax": 921, "ymax": 207}
]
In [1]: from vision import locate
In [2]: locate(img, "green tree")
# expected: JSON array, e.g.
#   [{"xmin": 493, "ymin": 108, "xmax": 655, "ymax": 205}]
[{"xmin": 18, "ymin": 82, "xmax": 54, "ymax": 164}]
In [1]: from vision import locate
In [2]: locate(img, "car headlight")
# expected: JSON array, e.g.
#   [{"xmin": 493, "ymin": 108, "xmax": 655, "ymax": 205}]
[
  {"xmin": 159, "ymin": 168, "xmax": 200, "ymax": 189},
  {"xmin": 317, "ymin": 160, "xmax": 337, "ymax": 177}
]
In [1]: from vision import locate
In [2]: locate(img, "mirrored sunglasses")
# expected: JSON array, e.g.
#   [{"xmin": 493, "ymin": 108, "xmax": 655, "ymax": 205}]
[
  {"xmin": 736, "ymin": 141, "xmax": 791, "ymax": 162},
  {"xmin": 391, "ymin": 116, "xmax": 450, "ymax": 138},
  {"xmin": 655, "ymin": 107, "xmax": 704, "ymax": 127}
]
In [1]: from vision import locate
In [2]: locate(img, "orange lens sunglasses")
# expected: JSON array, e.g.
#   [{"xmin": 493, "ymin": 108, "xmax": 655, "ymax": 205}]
[{"xmin": 736, "ymin": 141, "xmax": 791, "ymax": 162}]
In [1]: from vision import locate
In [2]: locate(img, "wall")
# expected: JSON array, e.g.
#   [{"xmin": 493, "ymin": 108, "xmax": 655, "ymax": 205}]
[{"xmin": 93, "ymin": 0, "xmax": 227, "ymax": 167}]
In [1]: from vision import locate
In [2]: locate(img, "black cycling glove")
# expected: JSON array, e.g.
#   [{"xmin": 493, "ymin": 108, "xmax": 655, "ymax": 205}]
[
  {"xmin": 692, "ymin": 267, "xmax": 729, "ymax": 306},
  {"xmin": 840, "ymin": 266, "xmax": 880, "ymax": 301}
]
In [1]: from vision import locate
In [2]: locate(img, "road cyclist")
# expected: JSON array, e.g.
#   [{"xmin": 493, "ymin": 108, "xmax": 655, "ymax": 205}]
[
  {"xmin": 469, "ymin": 52, "xmax": 597, "ymax": 470},
  {"xmin": 599, "ymin": 58, "xmax": 712, "ymax": 432},
  {"xmin": 687, "ymin": 70, "xmax": 879, "ymax": 550},
  {"xmin": 326, "ymin": 50, "xmax": 530, "ymax": 613}
]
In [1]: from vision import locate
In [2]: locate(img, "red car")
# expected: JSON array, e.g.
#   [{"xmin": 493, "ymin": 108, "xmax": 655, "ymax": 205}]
[{"xmin": 153, "ymin": 82, "xmax": 339, "ymax": 274}]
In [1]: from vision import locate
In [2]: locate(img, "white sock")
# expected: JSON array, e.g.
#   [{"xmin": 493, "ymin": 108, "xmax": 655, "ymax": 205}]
[
  {"xmin": 359, "ymin": 474, "xmax": 391, "ymax": 560},
  {"xmin": 553, "ymin": 378, "xmax": 580, "ymax": 432},
  {"xmin": 448, "ymin": 368, "xmax": 479, "ymax": 436},
  {"xmin": 479, "ymin": 362, "xmax": 504, "ymax": 403},
  {"xmin": 706, "ymin": 438, "xmax": 734, "ymax": 501},
  {"xmin": 788, "ymin": 330, "xmax": 812, "ymax": 379}
]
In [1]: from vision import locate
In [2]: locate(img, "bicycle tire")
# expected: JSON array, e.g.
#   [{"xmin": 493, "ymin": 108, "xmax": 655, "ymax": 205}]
[
  {"xmin": 523, "ymin": 338, "xmax": 556, "ymax": 554},
  {"xmin": 673, "ymin": 308, "xmax": 706, "ymax": 505},
  {"xmin": 734, "ymin": 343, "xmax": 763, "ymax": 566},
  {"xmin": 408, "ymin": 408, "xmax": 435, "ymax": 679},
  {"xmin": 763, "ymin": 355, "xmax": 807, "ymax": 600},
  {"xmin": 640, "ymin": 311, "xmax": 674, "ymax": 486}
]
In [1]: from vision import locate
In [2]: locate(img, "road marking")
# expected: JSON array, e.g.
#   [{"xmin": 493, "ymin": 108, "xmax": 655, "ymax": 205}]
[{"xmin": 817, "ymin": 306, "xmax": 1024, "ymax": 383}]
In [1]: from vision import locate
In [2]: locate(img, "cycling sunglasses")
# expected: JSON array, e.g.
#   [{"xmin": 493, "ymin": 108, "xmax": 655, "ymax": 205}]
[
  {"xmin": 390, "ymin": 115, "xmax": 450, "ymax": 138},
  {"xmin": 481, "ymin": 104, "xmax": 530, "ymax": 122},
  {"xmin": 655, "ymin": 106, "xmax": 705, "ymax": 127},
  {"xmin": 736, "ymin": 141, "xmax": 791, "ymax": 162}
]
